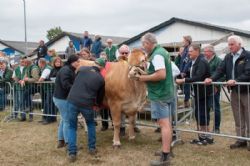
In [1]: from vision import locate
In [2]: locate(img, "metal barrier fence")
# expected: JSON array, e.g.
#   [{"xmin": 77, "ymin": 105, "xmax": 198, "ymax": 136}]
[
  {"xmin": 4, "ymin": 82, "xmax": 58, "ymax": 123},
  {"xmin": 1, "ymin": 81, "xmax": 250, "ymax": 143},
  {"xmin": 176, "ymin": 82, "xmax": 250, "ymax": 142}
]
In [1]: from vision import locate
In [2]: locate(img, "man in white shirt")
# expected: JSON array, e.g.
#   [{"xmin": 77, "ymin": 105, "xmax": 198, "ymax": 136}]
[{"xmin": 38, "ymin": 58, "xmax": 56, "ymax": 124}]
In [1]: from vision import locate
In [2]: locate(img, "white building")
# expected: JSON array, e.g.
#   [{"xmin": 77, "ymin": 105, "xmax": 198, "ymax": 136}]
[{"xmin": 121, "ymin": 17, "xmax": 250, "ymax": 56}]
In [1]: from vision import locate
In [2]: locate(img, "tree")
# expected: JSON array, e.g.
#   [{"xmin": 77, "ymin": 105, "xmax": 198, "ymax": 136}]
[{"xmin": 46, "ymin": 26, "xmax": 63, "ymax": 41}]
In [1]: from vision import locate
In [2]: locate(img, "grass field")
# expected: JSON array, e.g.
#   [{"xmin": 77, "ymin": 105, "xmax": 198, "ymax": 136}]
[{"xmin": 0, "ymin": 108, "xmax": 250, "ymax": 166}]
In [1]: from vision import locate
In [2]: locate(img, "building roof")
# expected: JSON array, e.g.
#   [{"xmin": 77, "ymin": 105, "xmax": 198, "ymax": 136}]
[
  {"xmin": 0, "ymin": 39, "xmax": 39, "ymax": 55},
  {"xmin": 45, "ymin": 31, "xmax": 129, "ymax": 48},
  {"xmin": 121, "ymin": 17, "xmax": 250, "ymax": 45}
]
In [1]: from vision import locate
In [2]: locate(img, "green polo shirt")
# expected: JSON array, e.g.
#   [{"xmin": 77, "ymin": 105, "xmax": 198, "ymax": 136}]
[{"xmin": 147, "ymin": 45, "xmax": 174, "ymax": 101}]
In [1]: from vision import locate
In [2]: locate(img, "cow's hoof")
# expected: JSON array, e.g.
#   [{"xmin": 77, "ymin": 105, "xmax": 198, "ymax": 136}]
[{"xmin": 112, "ymin": 144, "xmax": 121, "ymax": 149}]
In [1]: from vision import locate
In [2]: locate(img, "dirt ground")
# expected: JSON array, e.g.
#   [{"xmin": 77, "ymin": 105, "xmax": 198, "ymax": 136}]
[{"xmin": 0, "ymin": 110, "xmax": 250, "ymax": 166}]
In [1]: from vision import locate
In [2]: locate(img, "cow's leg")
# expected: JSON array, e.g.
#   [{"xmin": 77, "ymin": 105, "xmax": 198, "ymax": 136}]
[
  {"xmin": 110, "ymin": 104, "xmax": 122, "ymax": 147},
  {"xmin": 128, "ymin": 114, "xmax": 136, "ymax": 140}
]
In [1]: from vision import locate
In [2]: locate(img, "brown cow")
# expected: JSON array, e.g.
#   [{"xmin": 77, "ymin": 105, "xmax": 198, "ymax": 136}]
[
  {"xmin": 78, "ymin": 49, "xmax": 147, "ymax": 147},
  {"xmin": 105, "ymin": 49, "xmax": 147, "ymax": 147}
]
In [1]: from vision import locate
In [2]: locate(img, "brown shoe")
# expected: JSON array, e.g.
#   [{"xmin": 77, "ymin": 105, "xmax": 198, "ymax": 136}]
[
  {"xmin": 57, "ymin": 140, "xmax": 65, "ymax": 148},
  {"xmin": 230, "ymin": 141, "xmax": 247, "ymax": 149},
  {"xmin": 247, "ymin": 141, "xmax": 250, "ymax": 151}
]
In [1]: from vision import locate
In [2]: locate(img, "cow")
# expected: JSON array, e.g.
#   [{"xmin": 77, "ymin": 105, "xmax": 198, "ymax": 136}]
[
  {"xmin": 105, "ymin": 48, "xmax": 147, "ymax": 147},
  {"xmin": 78, "ymin": 49, "xmax": 147, "ymax": 147}
]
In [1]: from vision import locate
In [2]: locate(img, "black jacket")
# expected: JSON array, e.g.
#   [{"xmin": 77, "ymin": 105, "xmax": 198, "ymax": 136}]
[
  {"xmin": 37, "ymin": 45, "xmax": 48, "ymax": 58},
  {"xmin": 67, "ymin": 66, "xmax": 105, "ymax": 108},
  {"xmin": 49, "ymin": 67, "xmax": 61, "ymax": 79},
  {"xmin": 211, "ymin": 48, "xmax": 250, "ymax": 93},
  {"xmin": 53, "ymin": 65, "xmax": 76, "ymax": 99},
  {"xmin": 185, "ymin": 55, "xmax": 212, "ymax": 99}
]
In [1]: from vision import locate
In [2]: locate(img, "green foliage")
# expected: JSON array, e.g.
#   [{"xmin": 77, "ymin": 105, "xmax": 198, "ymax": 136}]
[{"xmin": 46, "ymin": 26, "xmax": 63, "ymax": 41}]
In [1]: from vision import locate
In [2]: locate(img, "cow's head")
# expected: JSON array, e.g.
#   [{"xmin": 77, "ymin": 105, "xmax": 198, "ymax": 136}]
[{"xmin": 128, "ymin": 48, "xmax": 147, "ymax": 71}]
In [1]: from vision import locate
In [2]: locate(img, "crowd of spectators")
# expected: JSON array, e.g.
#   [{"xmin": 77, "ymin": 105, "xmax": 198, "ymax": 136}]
[{"xmin": 1, "ymin": 30, "xmax": 250, "ymax": 165}]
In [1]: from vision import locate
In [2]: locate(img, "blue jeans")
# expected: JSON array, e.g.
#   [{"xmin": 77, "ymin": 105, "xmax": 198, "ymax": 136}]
[
  {"xmin": 67, "ymin": 102, "xmax": 96, "ymax": 155},
  {"xmin": 14, "ymin": 90, "xmax": 26, "ymax": 119},
  {"xmin": 208, "ymin": 91, "xmax": 221, "ymax": 130},
  {"xmin": 184, "ymin": 84, "xmax": 190, "ymax": 101},
  {"xmin": 53, "ymin": 97, "xmax": 69, "ymax": 143},
  {"xmin": 23, "ymin": 87, "xmax": 33, "ymax": 119}
]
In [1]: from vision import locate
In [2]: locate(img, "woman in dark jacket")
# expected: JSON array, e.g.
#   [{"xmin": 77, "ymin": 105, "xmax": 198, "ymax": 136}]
[{"xmin": 53, "ymin": 55, "xmax": 80, "ymax": 148}]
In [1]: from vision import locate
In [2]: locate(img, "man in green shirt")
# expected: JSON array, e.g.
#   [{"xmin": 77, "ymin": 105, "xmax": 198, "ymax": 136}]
[
  {"xmin": 104, "ymin": 38, "xmax": 117, "ymax": 62},
  {"xmin": 138, "ymin": 33, "xmax": 174, "ymax": 166},
  {"xmin": 23, "ymin": 58, "xmax": 40, "ymax": 121},
  {"xmin": 204, "ymin": 45, "xmax": 222, "ymax": 133}
]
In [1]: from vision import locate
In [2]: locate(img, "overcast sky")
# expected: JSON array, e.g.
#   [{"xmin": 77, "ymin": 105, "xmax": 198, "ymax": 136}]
[{"xmin": 0, "ymin": 0, "xmax": 250, "ymax": 42}]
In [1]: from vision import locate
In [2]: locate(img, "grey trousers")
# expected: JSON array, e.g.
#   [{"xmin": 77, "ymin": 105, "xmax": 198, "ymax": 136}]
[{"xmin": 231, "ymin": 91, "xmax": 250, "ymax": 139}]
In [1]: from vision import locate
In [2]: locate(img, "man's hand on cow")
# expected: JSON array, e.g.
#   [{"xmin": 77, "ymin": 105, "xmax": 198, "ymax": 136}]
[
  {"xmin": 128, "ymin": 66, "xmax": 145, "ymax": 81},
  {"xmin": 176, "ymin": 78, "xmax": 185, "ymax": 85},
  {"xmin": 129, "ymin": 74, "xmax": 140, "ymax": 81}
]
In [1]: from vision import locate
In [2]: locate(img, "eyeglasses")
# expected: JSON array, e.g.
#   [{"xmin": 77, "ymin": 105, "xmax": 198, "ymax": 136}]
[{"xmin": 121, "ymin": 52, "xmax": 129, "ymax": 55}]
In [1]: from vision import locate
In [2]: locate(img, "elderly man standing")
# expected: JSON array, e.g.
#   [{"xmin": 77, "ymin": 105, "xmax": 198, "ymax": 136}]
[
  {"xmin": 203, "ymin": 45, "xmax": 223, "ymax": 133},
  {"xmin": 205, "ymin": 35, "xmax": 250, "ymax": 151},
  {"xmin": 138, "ymin": 33, "xmax": 174, "ymax": 165},
  {"xmin": 104, "ymin": 38, "xmax": 117, "ymax": 62}
]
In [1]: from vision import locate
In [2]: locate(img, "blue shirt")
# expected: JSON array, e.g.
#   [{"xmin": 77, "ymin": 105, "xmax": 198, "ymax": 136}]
[{"xmin": 80, "ymin": 37, "xmax": 92, "ymax": 49}]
